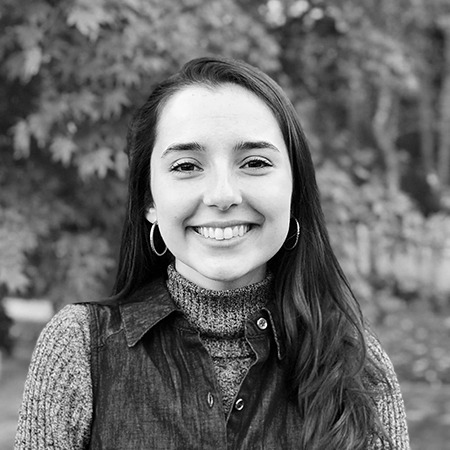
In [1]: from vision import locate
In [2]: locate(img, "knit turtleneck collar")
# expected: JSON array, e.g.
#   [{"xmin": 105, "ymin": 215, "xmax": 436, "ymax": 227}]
[{"xmin": 166, "ymin": 264, "xmax": 274, "ymax": 338}]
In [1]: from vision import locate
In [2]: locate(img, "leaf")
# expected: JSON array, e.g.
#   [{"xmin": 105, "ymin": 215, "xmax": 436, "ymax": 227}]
[
  {"xmin": 0, "ymin": 211, "xmax": 38, "ymax": 294},
  {"xmin": 66, "ymin": 0, "xmax": 114, "ymax": 41},
  {"xmin": 14, "ymin": 24, "xmax": 43, "ymax": 49},
  {"xmin": 51, "ymin": 232, "xmax": 115, "ymax": 303},
  {"xmin": 28, "ymin": 112, "xmax": 52, "ymax": 147},
  {"xmin": 114, "ymin": 151, "xmax": 129, "ymax": 180},
  {"xmin": 77, "ymin": 147, "xmax": 114, "ymax": 179},
  {"xmin": 12, "ymin": 120, "xmax": 30, "ymax": 158},
  {"xmin": 102, "ymin": 89, "xmax": 130, "ymax": 119},
  {"xmin": 69, "ymin": 91, "xmax": 99, "ymax": 121},
  {"xmin": 0, "ymin": 268, "xmax": 30, "ymax": 293},
  {"xmin": 67, "ymin": 8, "xmax": 101, "ymax": 40},
  {"xmin": 5, "ymin": 27, "xmax": 43, "ymax": 81},
  {"xmin": 116, "ymin": 69, "xmax": 141, "ymax": 87},
  {"xmin": 50, "ymin": 136, "xmax": 78, "ymax": 166},
  {"xmin": 22, "ymin": 46, "xmax": 42, "ymax": 81}
]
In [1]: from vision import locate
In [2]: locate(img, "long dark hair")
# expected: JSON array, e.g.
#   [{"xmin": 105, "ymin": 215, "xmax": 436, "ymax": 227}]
[{"xmin": 113, "ymin": 57, "xmax": 391, "ymax": 448}]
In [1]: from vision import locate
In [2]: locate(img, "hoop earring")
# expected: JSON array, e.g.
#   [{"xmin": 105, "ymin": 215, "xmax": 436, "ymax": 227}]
[
  {"xmin": 150, "ymin": 221, "xmax": 167, "ymax": 256},
  {"xmin": 283, "ymin": 217, "xmax": 300, "ymax": 251}
]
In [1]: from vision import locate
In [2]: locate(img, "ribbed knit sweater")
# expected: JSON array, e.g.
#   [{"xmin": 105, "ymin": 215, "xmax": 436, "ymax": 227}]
[{"xmin": 15, "ymin": 268, "xmax": 410, "ymax": 449}]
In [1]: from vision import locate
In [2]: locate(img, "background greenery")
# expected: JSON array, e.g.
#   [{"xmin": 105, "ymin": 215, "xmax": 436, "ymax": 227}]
[{"xmin": 1, "ymin": 0, "xmax": 449, "ymax": 448}]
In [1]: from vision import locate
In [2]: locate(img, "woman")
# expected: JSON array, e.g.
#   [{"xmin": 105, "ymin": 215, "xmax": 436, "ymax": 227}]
[{"xmin": 16, "ymin": 57, "xmax": 410, "ymax": 449}]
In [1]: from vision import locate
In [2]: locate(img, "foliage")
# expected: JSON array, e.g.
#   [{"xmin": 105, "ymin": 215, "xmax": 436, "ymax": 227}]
[
  {"xmin": 1, "ymin": 0, "xmax": 278, "ymax": 173},
  {"xmin": 0, "ymin": 1, "xmax": 449, "ymax": 339},
  {"xmin": 0, "ymin": 0, "xmax": 278, "ymax": 302}
]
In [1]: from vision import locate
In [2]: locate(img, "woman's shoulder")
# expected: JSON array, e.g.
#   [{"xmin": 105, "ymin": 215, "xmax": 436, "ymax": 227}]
[
  {"xmin": 51, "ymin": 303, "xmax": 90, "ymax": 323},
  {"xmin": 364, "ymin": 326, "xmax": 395, "ymax": 374},
  {"xmin": 34, "ymin": 304, "xmax": 91, "ymax": 362},
  {"xmin": 363, "ymin": 326, "xmax": 401, "ymax": 394},
  {"xmin": 24, "ymin": 303, "xmax": 92, "ymax": 409},
  {"xmin": 365, "ymin": 328, "xmax": 389, "ymax": 361},
  {"xmin": 363, "ymin": 329, "xmax": 410, "ymax": 448},
  {"xmin": 42, "ymin": 303, "xmax": 90, "ymax": 337},
  {"xmin": 16, "ymin": 304, "xmax": 93, "ymax": 448}
]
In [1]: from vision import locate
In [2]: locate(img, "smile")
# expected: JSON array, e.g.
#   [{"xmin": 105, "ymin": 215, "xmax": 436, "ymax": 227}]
[{"xmin": 194, "ymin": 224, "xmax": 251, "ymax": 241}]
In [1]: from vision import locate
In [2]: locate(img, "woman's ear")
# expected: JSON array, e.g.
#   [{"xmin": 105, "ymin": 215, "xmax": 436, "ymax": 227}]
[{"xmin": 145, "ymin": 206, "xmax": 157, "ymax": 224}]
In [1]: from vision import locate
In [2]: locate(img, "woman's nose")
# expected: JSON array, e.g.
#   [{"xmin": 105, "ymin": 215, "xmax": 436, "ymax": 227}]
[{"xmin": 202, "ymin": 172, "xmax": 243, "ymax": 210}]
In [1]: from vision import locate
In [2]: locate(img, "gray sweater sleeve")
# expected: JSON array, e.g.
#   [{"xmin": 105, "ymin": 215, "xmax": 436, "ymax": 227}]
[
  {"xmin": 367, "ymin": 332, "xmax": 410, "ymax": 449},
  {"xmin": 15, "ymin": 304, "xmax": 92, "ymax": 450}
]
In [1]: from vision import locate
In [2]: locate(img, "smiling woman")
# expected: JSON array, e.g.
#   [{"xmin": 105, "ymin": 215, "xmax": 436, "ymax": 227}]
[{"xmin": 15, "ymin": 57, "xmax": 410, "ymax": 449}]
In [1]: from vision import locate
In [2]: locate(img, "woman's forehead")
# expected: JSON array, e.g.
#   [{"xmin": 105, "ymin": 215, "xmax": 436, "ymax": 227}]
[{"xmin": 153, "ymin": 84, "xmax": 284, "ymax": 151}]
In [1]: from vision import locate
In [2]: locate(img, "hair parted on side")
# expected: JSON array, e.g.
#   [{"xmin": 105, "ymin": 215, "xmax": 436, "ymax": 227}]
[{"xmin": 111, "ymin": 56, "xmax": 392, "ymax": 449}]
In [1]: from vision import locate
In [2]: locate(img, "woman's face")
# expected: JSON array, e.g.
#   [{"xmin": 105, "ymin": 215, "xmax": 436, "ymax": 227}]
[{"xmin": 147, "ymin": 84, "xmax": 293, "ymax": 290}]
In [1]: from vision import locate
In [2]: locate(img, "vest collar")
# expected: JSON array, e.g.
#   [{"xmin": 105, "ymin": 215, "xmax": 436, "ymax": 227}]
[
  {"xmin": 119, "ymin": 279, "xmax": 179, "ymax": 347},
  {"xmin": 118, "ymin": 277, "xmax": 285, "ymax": 359}
]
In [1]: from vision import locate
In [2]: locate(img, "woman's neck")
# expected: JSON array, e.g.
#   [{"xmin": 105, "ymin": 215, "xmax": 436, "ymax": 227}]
[{"xmin": 166, "ymin": 263, "xmax": 274, "ymax": 337}]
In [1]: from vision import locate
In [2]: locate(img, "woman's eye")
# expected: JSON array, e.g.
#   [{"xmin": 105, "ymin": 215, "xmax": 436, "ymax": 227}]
[
  {"xmin": 242, "ymin": 157, "xmax": 272, "ymax": 169},
  {"xmin": 170, "ymin": 161, "xmax": 201, "ymax": 172}
]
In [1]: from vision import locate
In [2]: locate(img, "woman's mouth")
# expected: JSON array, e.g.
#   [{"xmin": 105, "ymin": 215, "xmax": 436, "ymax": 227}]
[{"xmin": 193, "ymin": 224, "xmax": 251, "ymax": 241}]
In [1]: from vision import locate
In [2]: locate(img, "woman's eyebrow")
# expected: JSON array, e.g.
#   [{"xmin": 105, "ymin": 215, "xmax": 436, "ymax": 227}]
[
  {"xmin": 233, "ymin": 141, "xmax": 280, "ymax": 153},
  {"xmin": 161, "ymin": 140, "xmax": 280, "ymax": 158},
  {"xmin": 161, "ymin": 142, "xmax": 204, "ymax": 157}
]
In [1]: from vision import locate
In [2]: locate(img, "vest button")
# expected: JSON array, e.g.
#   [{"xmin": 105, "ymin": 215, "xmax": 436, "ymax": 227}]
[
  {"xmin": 256, "ymin": 317, "xmax": 268, "ymax": 330},
  {"xmin": 207, "ymin": 392, "xmax": 214, "ymax": 408},
  {"xmin": 234, "ymin": 398, "xmax": 245, "ymax": 411}
]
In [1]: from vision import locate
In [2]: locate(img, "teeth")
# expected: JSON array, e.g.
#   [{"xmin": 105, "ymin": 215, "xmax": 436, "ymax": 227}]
[{"xmin": 195, "ymin": 225, "xmax": 250, "ymax": 240}]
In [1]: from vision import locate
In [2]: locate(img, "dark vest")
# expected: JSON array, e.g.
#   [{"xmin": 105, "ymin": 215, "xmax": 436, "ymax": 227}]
[{"xmin": 86, "ymin": 279, "xmax": 303, "ymax": 449}]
